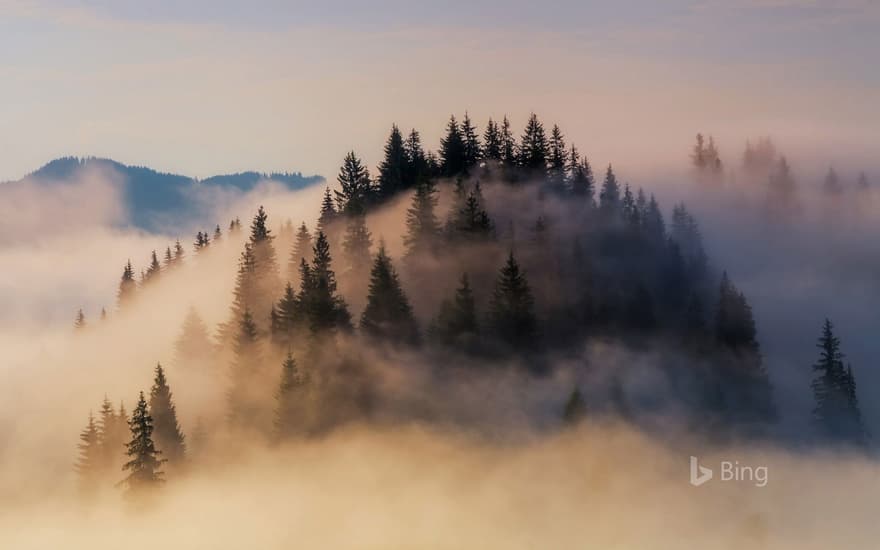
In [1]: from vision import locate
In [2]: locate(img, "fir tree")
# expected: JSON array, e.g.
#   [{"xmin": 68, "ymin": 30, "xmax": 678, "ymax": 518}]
[
  {"xmin": 403, "ymin": 129, "xmax": 429, "ymax": 186},
  {"xmin": 483, "ymin": 118, "xmax": 502, "ymax": 161},
  {"xmin": 97, "ymin": 396, "xmax": 126, "ymax": 473},
  {"xmin": 811, "ymin": 319, "xmax": 867, "ymax": 446},
  {"xmin": 451, "ymin": 183, "xmax": 494, "ymax": 240},
  {"xmin": 360, "ymin": 244, "xmax": 420, "ymax": 345},
  {"xmin": 430, "ymin": 273, "xmax": 478, "ymax": 346},
  {"xmin": 518, "ymin": 113, "xmax": 548, "ymax": 173},
  {"xmin": 599, "ymin": 165, "xmax": 621, "ymax": 216},
  {"xmin": 342, "ymin": 212, "xmax": 373, "ymax": 273},
  {"xmin": 335, "ymin": 152, "xmax": 374, "ymax": 214},
  {"xmin": 143, "ymin": 250, "xmax": 161, "ymax": 283},
  {"xmin": 440, "ymin": 115, "xmax": 466, "ymax": 177},
  {"xmin": 213, "ymin": 224, "xmax": 222, "ymax": 242},
  {"xmin": 227, "ymin": 309, "xmax": 267, "ymax": 431},
  {"xmin": 301, "ymin": 232, "xmax": 351, "ymax": 333},
  {"xmin": 173, "ymin": 307, "xmax": 214, "ymax": 367},
  {"xmin": 247, "ymin": 205, "xmax": 283, "ymax": 330},
  {"xmin": 120, "ymin": 392, "xmax": 165, "ymax": 494},
  {"xmin": 562, "ymin": 387, "xmax": 587, "ymax": 425},
  {"xmin": 75, "ymin": 412, "xmax": 101, "ymax": 493},
  {"xmin": 403, "ymin": 180, "xmax": 441, "ymax": 259},
  {"xmin": 172, "ymin": 239, "xmax": 185, "ymax": 265},
  {"xmin": 117, "ymin": 260, "xmax": 136, "ymax": 307},
  {"xmin": 74, "ymin": 309, "xmax": 87, "ymax": 330},
  {"xmin": 568, "ymin": 146, "xmax": 595, "ymax": 203},
  {"xmin": 488, "ymin": 252, "xmax": 538, "ymax": 350},
  {"xmin": 461, "ymin": 111, "xmax": 482, "ymax": 168},
  {"xmin": 547, "ymin": 124, "xmax": 567, "ymax": 192},
  {"xmin": 500, "ymin": 115, "xmax": 517, "ymax": 165},
  {"xmin": 275, "ymin": 352, "xmax": 308, "ymax": 439},
  {"xmin": 288, "ymin": 222, "xmax": 313, "ymax": 283},
  {"xmin": 149, "ymin": 364, "xmax": 186, "ymax": 464},
  {"xmin": 377, "ymin": 124, "xmax": 407, "ymax": 199},
  {"xmin": 273, "ymin": 282, "xmax": 300, "ymax": 347},
  {"xmin": 317, "ymin": 187, "xmax": 338, "ymax": 235}
]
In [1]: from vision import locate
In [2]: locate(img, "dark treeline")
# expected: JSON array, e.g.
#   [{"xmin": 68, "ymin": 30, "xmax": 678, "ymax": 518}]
[{"xmin": 76, "ymin": 113, "xmax": 871, "ymax": 496}]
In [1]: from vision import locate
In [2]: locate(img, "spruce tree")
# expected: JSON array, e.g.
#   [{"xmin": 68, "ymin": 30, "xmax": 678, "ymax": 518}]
[
  {"xmin": 143, "ymin": 250, "xmax": 161, "ymax": 283},
  {"xmin": 117, "ymin": 260, "xmax": 136, "ymax": 307},
  {"xmin": 451, "ymin": 183, "xmax": 494, "ymax": 241},
  {"xmin": 568, "ymin": 146, "xmax": 595, "ymax": 203},
  {"xmin": 403, "ymin": 129, "xmax": 429, "ymax": 186},
  {"xmin": 301, "ymin": 232, "xmax": 351, "ymax": 333},
  {"xmin": 599, "ymin": 165, "xmax": 621, "ymax": 216},
  {"xmin": 360, "ymin": 244, "xmax": 420, "ymax": 345},
  {"xmin": 213, "ymin": 224, "xmax": 222, "ymax": 242},
  {"xmin": 483, "ymin": 118, "xmax": 502, "ymax": 161},
  {"xmin": 518, "ymin": 113, "xmax": 548, "ymax": 173},
  {"xmin": 163, "ymin": 246, "xmax": 173, "ymax": 267},
  {"xmin": 547, "ymin": 124, "xmax": 567, "ymax": 192},
  {"xmin": 275, "ymin": 352, "xmax": 308, "ymax": 440},
  {"xmin": 335, "ymin": 152, "xmax": 374, "ymax": 214},
  {"xmin": 430, "ymin": 273, "xmax": 478, "ymax": 346},
  {"xmin": 461, "ymin": 112, "xmax": 482, "ymax": 168},
  {"xmin": 173, "ymin": 307, "xmax": 214, "ymax": 368},
  {"xmin": 439, "ymin": 115, "xmax": 466, "ymax": 177},
  {"xmin": 500, "ymin": 115, "xmax": 517, "ymax": 165},
  {"xmin": 488, "ymin": 252, "xmax": 537, "ymax": 350},
  {"xmin": 317, "ymin": 187, "xmax": 338, "ymax": 235},
  {"xmin": 377, "ymin": 124, "xmax": 407, "ymax": 199},
  {"xmin": 120, "ymin": 392, "xmax": 165, "ymax": 494},
  {"xmin": 172, "ymin": 239, "xmax": 185, "ymax": 265},
  {"xmin": 149, "ymin": 363, "xmax": 186, "ymax": 464},
  {"xmin": 74, "ymin": 309, "xmax": 87, "ymax": 330},
  {"xmin": 75, "ymin": 412, "xmax": 101, "ymax": 493},
  {"xmin": 562, "ymin": 387, "xmax": 587, "ymax": 425},
  {"xmin": 227, "ymin": 309, "xmax": 267, "ymax": 431},
  {"xmin": 811, "ymin": 319, "xmax": 867, "ymax": 446},
  {"xmin": 288, "ymin": 222, "xmax": 313, "ymax": 283},
  {"xmin": 403, "ymin": 180, "xmax": 441, "ymax": 259},
  {"xmin": 342, "ymin": 212, "xmax": 373, "ymax": 273}
]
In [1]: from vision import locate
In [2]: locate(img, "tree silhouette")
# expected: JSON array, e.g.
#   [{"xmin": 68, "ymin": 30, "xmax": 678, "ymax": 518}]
[
  {"xmin": 149, "ymin": 363, "xmax": 186, "ymax": 464},
  {"xmin": 360, "ymin": 244, "xmax": 420, "ymax": 346},
  {"xmin": 120, "ymin": 392, "xmax": 165, "ymax": 494},
  {"xmin": 488, "ymin": 252, "xmax": 537, "ymax": 350}
]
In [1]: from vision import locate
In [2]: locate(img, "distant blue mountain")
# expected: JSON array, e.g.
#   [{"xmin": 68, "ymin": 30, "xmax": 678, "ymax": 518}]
[{"xmin": 8, "ymin": 157, "xmax": 324, "ymax": 232}]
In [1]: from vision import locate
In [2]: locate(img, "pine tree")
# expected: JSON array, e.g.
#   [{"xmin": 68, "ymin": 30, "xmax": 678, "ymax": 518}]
[
  {"xmin": 360, "ymin": 244, "xmax": 420, "ymax": 345},
  {"xmin": 97, "ymin": 396, "xmax": 125, "ymax": 473},
  {"xmin": 518, "ymin": 113, "xmax": 548, "ymax": 173},
  {"xmin": 403, "ymin": 180, "xmax": 441, "ymax": 259},
  {"xmin": 547, "ymin": 124, "xmax": 567, "ymax": 192},
  {"xmin": 149, "ymin": 363, "xmax": 186, "ymax": 464},
  {"xmin": 461, "ymin": 112, "xmax": 482, "ymax": 168},
  {"xmin": 117, "ymin": 260, "xmax": 136, "ymax": 307},
  {"xmin": 227, "ymin": 309, "xmax": 267, "ymax": 431},
  {"xmin": 301, "ymin": 232, "xmax": 351, "ymax": 333},
  {"xmin": 173, "ymin": 307, "xmax": 214, "ymax": 367},
  {"xmin": 273, "ymin": 282, "xmax": 300, "ymax": 347},
  {"xmin": 562, "ymin": 387, "xmax": 587, "ymax": 425},
  {"xmin": 120, "ymin": 392, "xmax": 165, "ymax": 494},
  {"xmin": 643, "ymin": 195, "xmax": 666, "ymax": 244},
  {"xmin": 275, "ymin": 352, "xmax": 308, "ymax": 439},
  {"xmin": 335, "ymin": 152, "xmax": 374, "ymax": 215},
  {"xmin": 811, "ymin": 319, "xmax": 867, "ymax": 446},
  {"xmin": 246, "ymin": 205, "xmax": 283, "ymax": 330},
  {"xmin": 451, "ymin": 183, "xmax": 494, "ymax": 241},
  {"xmin": 288, "ymin": 222, "xmax": 313, "ymax": 283},
  {"xmin": 342, "ymin": 212, "xmax": 373, "ymax": 273},
  {"xmin": 599, "ymin": 165, "xmax": 621, "ymax": 216},
  {"xmin": 403, "ymin": 129, "xmax": 429, "ymax": 186},
  {"xmin": 488, "ymin": 252, "xmax": 537, "ymax": 350},
  {"xmin": 74, "ymin": 308, "xmax": 87, "ymax": 330},
  {"xmin": 440, "ymin": 115, "xmax": 466, "ymax": 177},
  {"xmin": 75, "ymin": 412, "xmax": 101, "ymax": 493},
  {"xmin": 500, "ymin": 115, "xmax": 517, "ymax": 165},
  {"xmin": 317, "ymin": 187, "xmax": 338, "ymax": 235},
  {"xmin": 483, "ymin": 118, "xmax": 502, "ymax": 161},
  {"xmin": 377, "ymin": 124, "xmax": 407, "ymax": 199},
  {"xmin": 143, "ymin": 250, "xmax": 161, "ymax": 283},
  {"xmin": 568, "ymin": 146, "xmax": 595, "ymax": 203},
  {"xmin": 430, "ymin": 273, "xmax": 478, "ymax": 346}
]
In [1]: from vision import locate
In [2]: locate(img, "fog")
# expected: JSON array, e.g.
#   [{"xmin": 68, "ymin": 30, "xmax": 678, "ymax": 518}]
[{"xmin": 1, "ymin": 141, "xmax": 878, "ymax": 547}]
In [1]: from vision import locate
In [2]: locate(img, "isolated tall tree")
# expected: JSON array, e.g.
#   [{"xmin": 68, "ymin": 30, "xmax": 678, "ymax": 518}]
[
  {"xmin": 75, "ymin": 413, "xmax": 101, "ymax": 493},
  {"xmin": 377, "ymin": 124, "xmax": 407, "ymax": 199},
  {"xmin": 403, "ymin": 180, "xmax": 441, "ymax": 258},
  {"xmin": 149, "ymin": 363, "xmax": 186, "ymax": 464},
  {"xmin": 120, "ymin": 392, "xmax": 165, "ymax": 494},
  {"xmin": 275, "ymin": 352, "xmax": 308, "ymax": 439},
  {"xmin": 518, "ymin": 113, "xmax": 548, "ymax": 173},
  {"xmin": 335, "ymin": 152, "xmax": 374, "ymax": 214},
  {"xmin": 440, "ymin": 115, "xmax": 466, "ymax": 177},
  {"xmin": 599, "ymin": 165, "xmax": 621, "ymax": 216},
  {"xmin": 117, "ymin": 260, "xmax": 136, "ymax": 307},
  {"xmin": 360, "ymin": 244, "xmax": 420, "ymax": 345},
  {"xmin": 483, "ymin": 118, "xmax": 502, "ymax": 161},
  {"xmin": 461, "ymin": 112, "xmax": 482, "ymax": 168},
  {"xmin": 430, "ymin": 273, "xmax": 478, "ymax": 346},
  {"xmin": 811, "ymin": 319, "xmax": 867, "ymax": 446},
  {"xmin": 488, "ymin": 252, "xmax": 537, "ymax": 350}
]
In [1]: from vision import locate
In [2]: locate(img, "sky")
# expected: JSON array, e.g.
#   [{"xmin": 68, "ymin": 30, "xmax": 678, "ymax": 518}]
[{"xmin": 0, "ymin": 0, "xmax": 878, "ymax": 182}]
